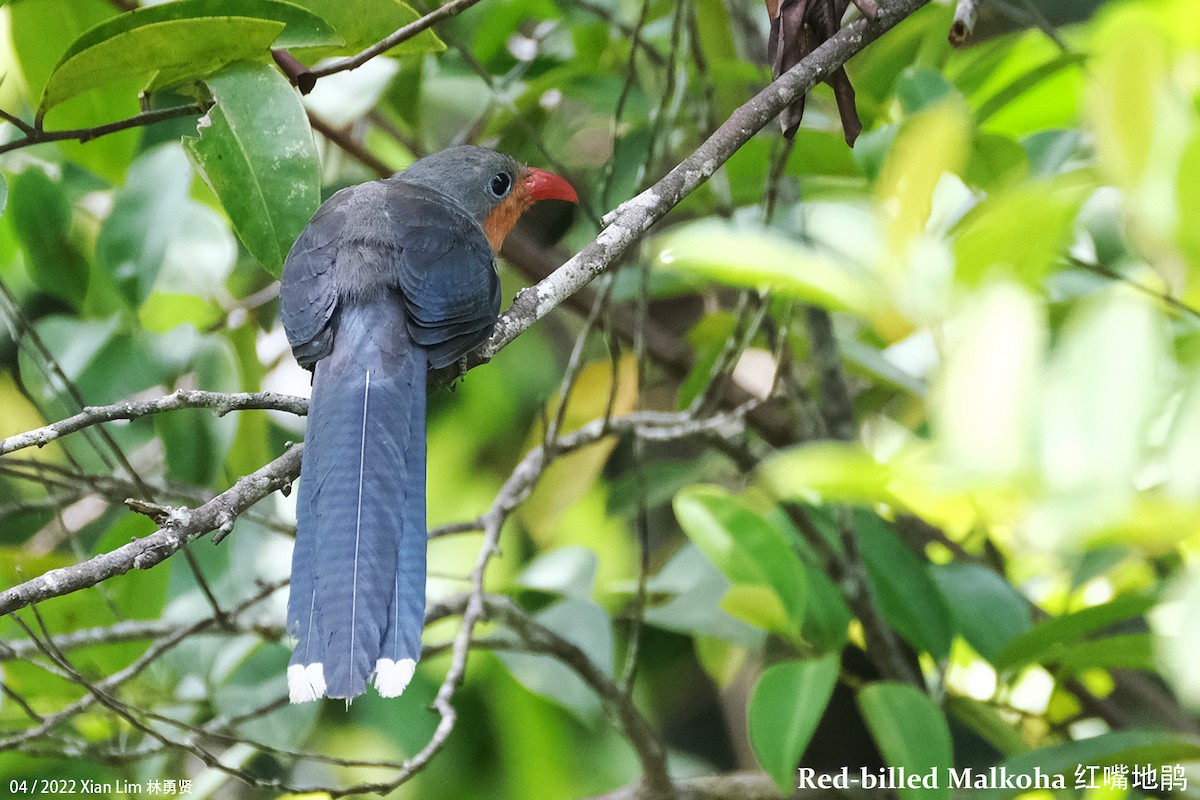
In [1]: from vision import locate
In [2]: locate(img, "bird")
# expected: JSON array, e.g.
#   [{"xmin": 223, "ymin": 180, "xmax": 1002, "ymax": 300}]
[{"xmin": 279, "ymin": 146, "xmax": 577, "ymax": 702}]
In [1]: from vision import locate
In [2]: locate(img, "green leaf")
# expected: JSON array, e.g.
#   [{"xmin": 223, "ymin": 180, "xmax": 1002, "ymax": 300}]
[
  {"xmin": 966, "ymin": 133, "xmax": 1028, "ymax": 191},
  {"xmin": 497, "ymin": 598, "xmax": 612, "ymax": 723},
  {"xmin": 184, "ymin": 61, "xmax": 320, "ymax": 276},
  {"xmin": 92, "ymin": 517, "xmax": 170, "ymax": 625},
  {"xmin": 9, "ymin": 0, "xmax": 139, "ymax": 179},
  {"xmin": 223, "ymin": 323, "xmax": 272, "ymax": 478},
  {"xmin": 655, "ymin": 220, "xmax": 880, "ymax": 317},
  {"xmin": 691, "ymin": 0, "xmax": 740, "ymax": 117},
  {"xmin": 517, "ymin": 357, "xmax": 637, "ymax": 540},
  {"xmin": 894, "ymin": 66, "xmax": 955, "ymax": 114},
  {"xmin": 1157, "ymin": 570, "xmax": 1200, "ymax": 709},
  {"xmin": 858, "ymin": 683, "xmax": 952, "ymax": 800},
  {"xmin": 39, "ymin": 0, "xmax": 340, "ymax": 116},
  {"xmin": 1053, "ymin": 633, "xmax": 1156, "ymax": 676},
  {"xmin": 841, "ymin": 338, "xmax": 926, "ymax": 398},
  {"xmin": 765, "ymin": 506, "xmax": 855, "ymax": 651},
  {"xmin": 641, "ymin": 544, "xmax": 767, "ymax": 648},
  {"xmin": 995, "ymin": 592, "xmax": 1158, "ymax": 671},
  {"xmin": 286, "ymin": 0, "xmax": 445, "ymax": 59},
  {"xmin": 1023, "ymin": 129, "xmax": 1086, "ymax": 179},
  {"xmin": 678, "ymin": 312, "xmax": 737, "ymax": 409},
  {"xmin": 1041, "ymin": 287, "xmax": 1171, "ymax": 501},
  {"xmin": 786, "ymin": 130, "xmax": 864, "ymax": 181},
  {"xmin": 952, "ymin": 176, "xmax": 1088, "ymax": 285},
  {"xmin": 932, "ymin": 282, "xmax": 1045, "ymax": 479},
  {"xmin": 211, "ymin": 638, "xmax": 321, "ymax": 751},
  {"xmin": 17, "ymin": 315, "xmax": 121, "ymax": 406},
  {"xmin": 1077, "ymin": 187, "xmax": 1129, "ymax": 266},
  {"xmin": 96, "ymin": 143, "xmax": 194, "ymax": 306},
  {"xmin": 1177, "ymin": 131, "xmax": 1200, "ymax": 276},
  {"xmin": 0, "ymin": 534, "xmax": 153, "ymax": 702},
  {"xmin": 858, "ymin": 515, "xmax": 954, "ymax": 660},
  {"xmin": 8, "ymin": 169, "xmax": 89, "ymax": 309},
  {"xmin": 56, "ymin": 0, "xmax": 338, "ymax": 60},
  {"xmin": 720, "ymin": 584, "xmax": 791, "ymax": 635},
  {"xmin": 976, "ymin": 53, "xmax": 1088, "ymax": 125},
  {"xmin": 800, "ymin": 565, "xmax": 853, "ymax": 651},
  {"xmin": 518, "ymin": 547, "xmax": 598, "ymax": 600},
  {"xmin": 467, "ymin": 0, "xmax": 559, "ymax": 65},
  {"xmin": 749, "ymin": 656, "xmax": 840, "ymax": 794},
  {"xmin": 16, "ymin": 316, "xmax": 194, "ymax": 475},
  {"xmin": 759, "ymin": 442, "xmax": 895, "ymax": 506},
  {"xmin": 138, "ymin": 293, "xmax": 222, "ymax": 334},
  {"xmin": 875, "ymin": 101, "xmax": 971, "ymax": 250},
  {"xmin": 10, "ymin": 0, "xmax": 114, "ymax": 101},
  {"xmin": 151, "ymin": 200, "xmax": 239, "ymax": 298},
  {"xmin": 945, "ymin": 695, "xmax": 1033, "ymax": 758},
  {"xmin": 930, "ymin": 563, "xmax": 1031, "ymax": 663},
  {"xmin": 155, "ymin": 334, "xmax": 240, "ymax": 486},
  {"xmin": 673, "ymin": 486, "xmax": 806, "ymax": 643},
  {"xmin": 1088, "ymin": 19, "xmax": 1168, "ymax": 189}
]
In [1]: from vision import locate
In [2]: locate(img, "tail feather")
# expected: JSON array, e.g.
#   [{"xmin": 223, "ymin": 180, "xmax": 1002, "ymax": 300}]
[
  {"xmin": 287, "ymin": 438, "xmax": 319, "ymax": 658},
  {"xmin": 375, "ymin": 368, "xmax": 426, "ymax": 698},
  {"xmin": 288, "ymin": 296, "xmax": 428, "ymax": 702}
]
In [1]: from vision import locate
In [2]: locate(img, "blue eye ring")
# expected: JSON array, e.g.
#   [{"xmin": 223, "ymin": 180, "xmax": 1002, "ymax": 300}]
[{"xmin": 488, "ymin": 171, "xmax": 513, "ymax": 199}]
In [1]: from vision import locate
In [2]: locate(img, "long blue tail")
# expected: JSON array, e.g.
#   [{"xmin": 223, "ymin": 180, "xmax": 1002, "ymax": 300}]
[{"xmin": 287, "ymin": 296, "xmax": 427, "ymax": 701}]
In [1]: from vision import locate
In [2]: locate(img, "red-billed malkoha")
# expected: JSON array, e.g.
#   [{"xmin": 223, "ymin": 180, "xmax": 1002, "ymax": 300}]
[{"xmin": 280, "ymin": 147, "xmax": 577, "ymax": 701}]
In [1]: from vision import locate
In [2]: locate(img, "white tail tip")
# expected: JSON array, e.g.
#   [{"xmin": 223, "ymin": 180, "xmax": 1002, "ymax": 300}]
[
  {"xmin": 373, "ymin": 658, "xmax": 416, "ymax": 698},
  {"xmin": 288, "ymin": 662, "xmax": 327, "ymax": 703}
]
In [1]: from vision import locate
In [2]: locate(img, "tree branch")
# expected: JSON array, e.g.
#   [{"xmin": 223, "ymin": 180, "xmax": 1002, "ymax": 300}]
[
  {"xmin": 0, "ymin": 580, "xmax": 287, "ymax": 751},
  {"xmin": 308, "ymin": 0, "xmax": 486, "ymax": 79},
  {"xmin": 0, "ymin": 104, "xmax": 202, "ymax": 156},
  {"xmin": 0, "ymin": 445, "xmax": 302, "ymax": 616},
  {"xmin": 0, "ymin": 389, "xmax": 306, "ymax": 457},
  {"xmin": 949, "ymin": 0, "xmax": 981, "ymax": 45},
  {"xmin": 800, "ymin": 306, "xmax": 922, "ymax": 686},
  {"xmin": 489, "ymin": 596, "xmax": 674, "ymax": 797}
]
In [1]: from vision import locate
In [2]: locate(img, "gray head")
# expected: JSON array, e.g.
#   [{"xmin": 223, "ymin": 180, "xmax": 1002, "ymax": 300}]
[
  {"xmin": 396, "ymin": 146, "xmax": 578, "ymax": 251},
  {"xmin": 398, "ymin": 146, "xmax": 520, "ymax": 220}
]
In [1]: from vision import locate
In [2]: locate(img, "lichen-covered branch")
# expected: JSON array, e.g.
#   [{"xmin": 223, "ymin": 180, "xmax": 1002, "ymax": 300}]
[{"xmin": 0, "ymin": 389, "xmax": 307, "ymax": 457}]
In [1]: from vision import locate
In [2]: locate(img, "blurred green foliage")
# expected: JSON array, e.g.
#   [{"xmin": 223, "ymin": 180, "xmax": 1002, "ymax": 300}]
[{"xmin": 1, "ymin": 0, "xmax": 1199, "ymax": 798}]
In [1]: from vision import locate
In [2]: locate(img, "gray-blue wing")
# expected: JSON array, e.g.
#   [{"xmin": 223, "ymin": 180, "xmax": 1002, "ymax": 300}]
[
  {"xmin": 382, "ymin": 181, "xmax": 502, "ymax": 369},
  {"xmin": 280, "ymin": 189, "xmax": 347, "ymax": 368}
]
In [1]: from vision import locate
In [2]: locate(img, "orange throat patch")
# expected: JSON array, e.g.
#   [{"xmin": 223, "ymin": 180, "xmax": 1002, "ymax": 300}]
[{"xmin": 483, "ymin": 179, "xmax": 533, "ymax": 252}]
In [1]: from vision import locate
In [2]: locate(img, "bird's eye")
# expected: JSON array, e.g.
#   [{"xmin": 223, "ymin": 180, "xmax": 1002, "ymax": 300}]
[{"xmin": 488, "ymin": 172, "xmax": 513, "ymax": 199}]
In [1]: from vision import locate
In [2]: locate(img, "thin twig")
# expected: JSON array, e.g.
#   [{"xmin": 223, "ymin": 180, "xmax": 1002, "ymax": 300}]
[
  {"xmin": 492, "ymin": 597, "xmax": 674, "ymax": 796},
  {"xmin": 0, "ymin": 446, "xmax": 302, "ymax": 616},
  {"xmin": 576, "ymin": 0, "xmax": 667, "ymax": 66},
  {"xmin": 0, "ymin": 104, "xmax": 202, "ymax": 156},
  {"xmin": 309, "ymin": 0, "xmax": 486, "ymax": 79},
  {"xmin": 0, "ymin": 580, "xmax": 287, "ymax": 750},
  {"xmin": 308, "ymin": 110, "xmax": 395, "ymax": 176},
  {"xmin": 949, "ymin": 0, "xmax": 980, "ymax": 46},
  {"xmin": 601, "ymin": 0, "xmax": 655, "ymax": 211},
  {"xmin": 799, "ymin": 305, "xmax": 921, "ymax": 686}
]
